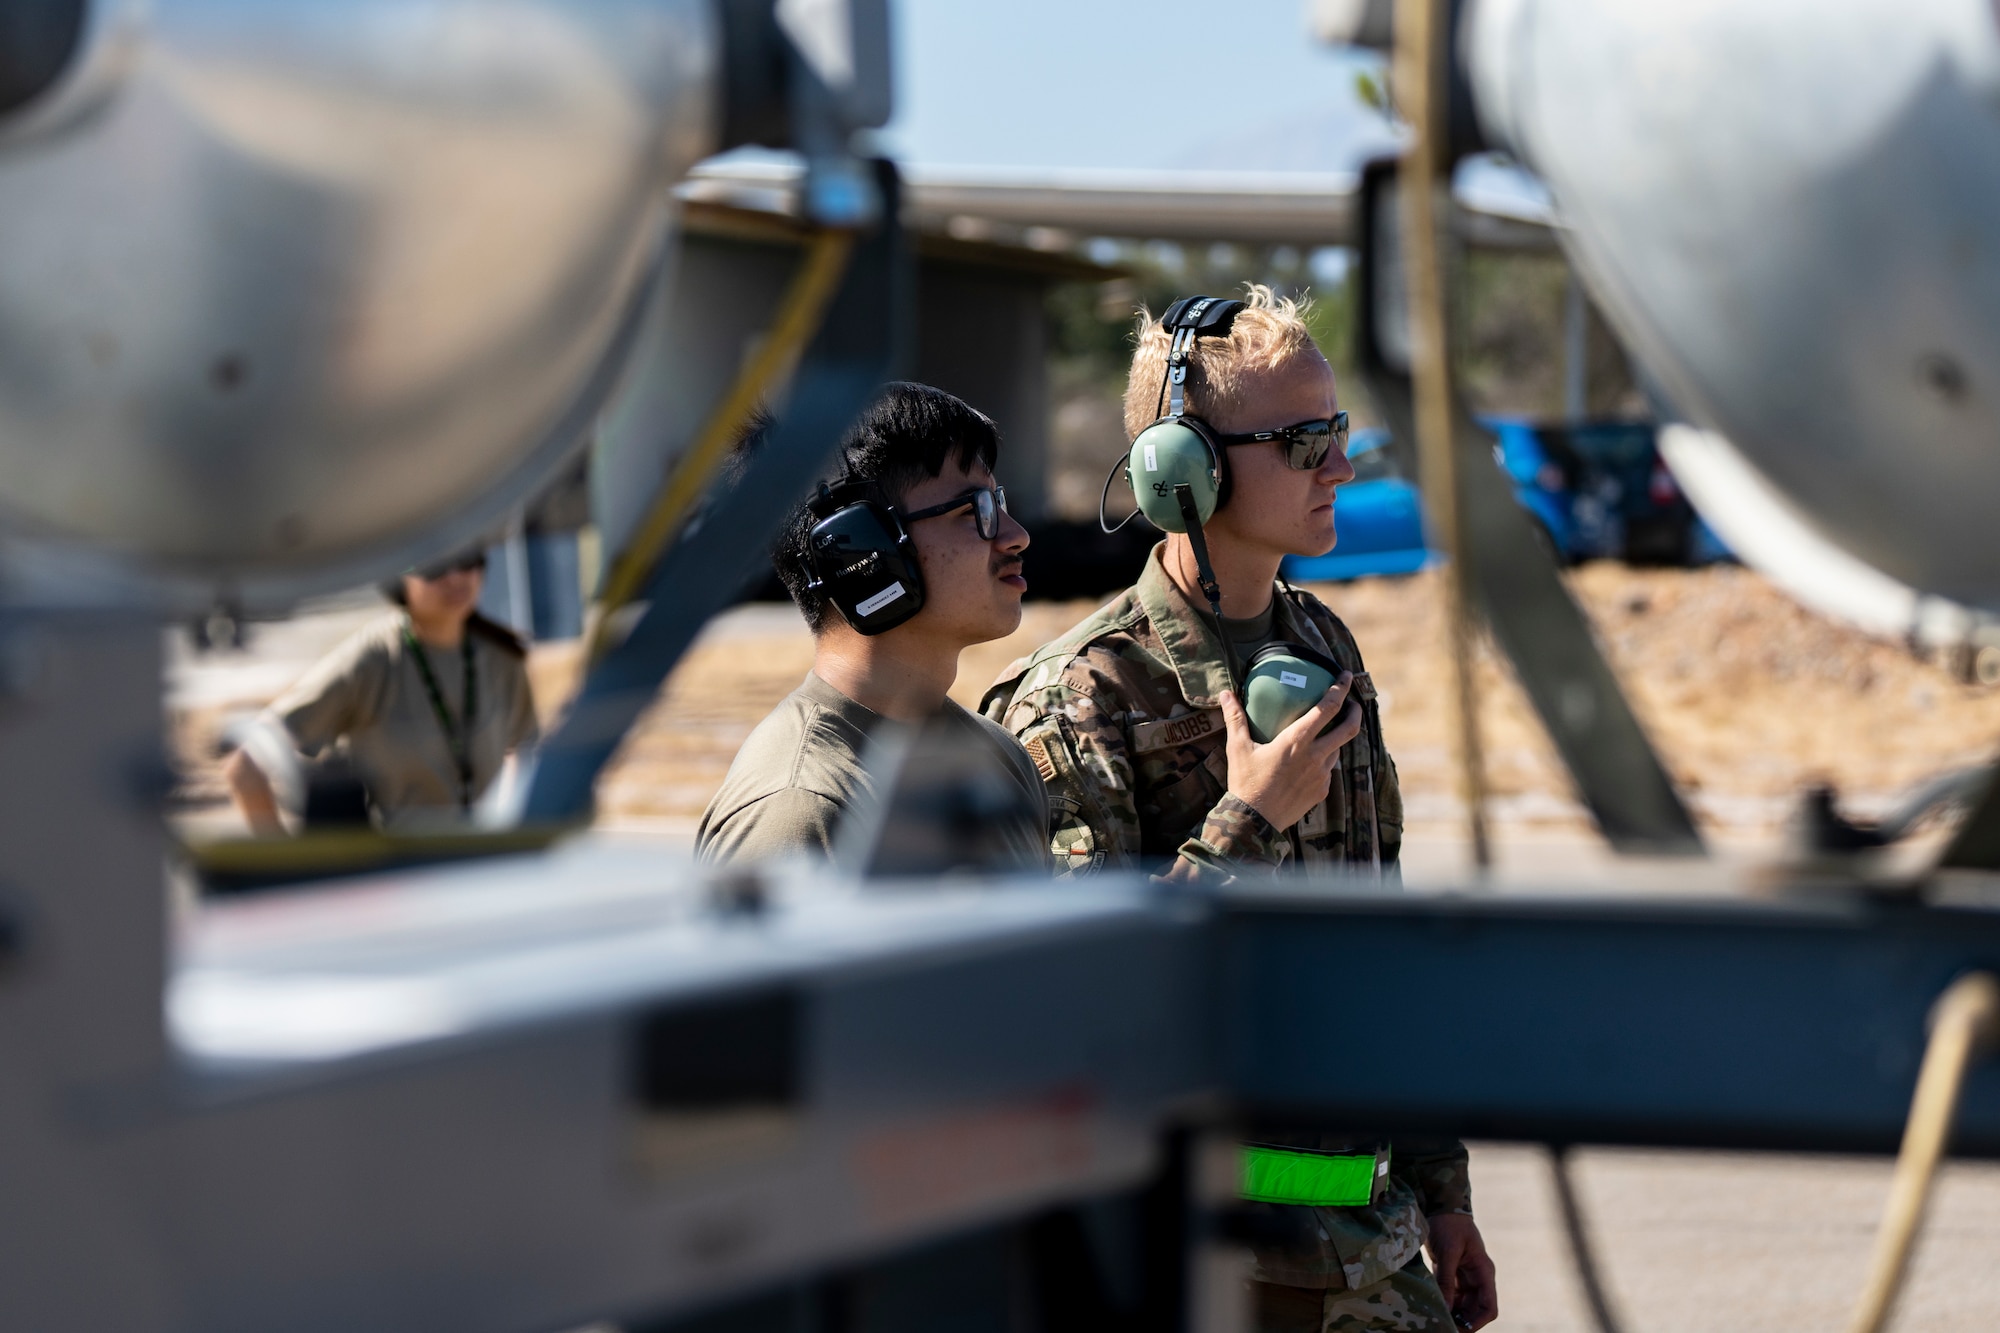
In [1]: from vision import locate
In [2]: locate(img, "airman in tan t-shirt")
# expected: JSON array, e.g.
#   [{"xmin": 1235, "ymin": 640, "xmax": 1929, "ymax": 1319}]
[{"xmin": 266, "ymin": 612, "xmax": 539, "ymax": 829}]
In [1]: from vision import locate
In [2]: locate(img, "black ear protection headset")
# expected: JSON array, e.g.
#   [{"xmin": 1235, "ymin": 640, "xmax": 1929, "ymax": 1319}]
[{"xmin": 804, "ymin": 480, "xmax": 927, "ymax": 636}]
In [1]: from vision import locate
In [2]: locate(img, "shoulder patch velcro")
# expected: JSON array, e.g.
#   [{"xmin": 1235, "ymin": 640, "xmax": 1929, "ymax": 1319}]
[
  {"xmin": 1131, "ymin": 707, "xmax": 1225, "ymax": 755},
  {"xmin": 1022, "ymin": 733, "xmax": 1059, "ymax": 784}
]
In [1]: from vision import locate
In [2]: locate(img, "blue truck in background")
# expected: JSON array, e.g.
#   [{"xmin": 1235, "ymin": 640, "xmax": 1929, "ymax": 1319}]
[{"xmin": 1284, "ymin": 418, "xmax": 1730, "ymax": 583}]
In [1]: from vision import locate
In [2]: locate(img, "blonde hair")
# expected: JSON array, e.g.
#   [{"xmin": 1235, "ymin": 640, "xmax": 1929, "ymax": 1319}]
[{"xmin": 1121, "ymin": 284, "xmax": 1325, "ymax": 439}]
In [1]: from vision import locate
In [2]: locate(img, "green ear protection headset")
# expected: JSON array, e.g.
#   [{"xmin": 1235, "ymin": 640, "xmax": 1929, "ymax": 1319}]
[
  {"xmin": 1098, "ymin": 295, "xmax": 1247, "ymax": 538},
  {"xmin": 1095, "ymin": 295, "xmax": 1250, "ymax": 694},
  {"xmin": 1242, "ymin": 638, "xmax": 1385, "ymax": 870},
  {"xmin": 1243, "ymin": 640, "xmax": 1343, "ymax": 744}
]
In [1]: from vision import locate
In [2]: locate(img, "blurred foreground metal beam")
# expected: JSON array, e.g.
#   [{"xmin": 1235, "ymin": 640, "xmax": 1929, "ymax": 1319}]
[
  {"xmin": 1224, "ymin": 886, "xmax": 2000, "ymax": 1155},
  {"xmin": 14, "ymin": 864, "xmax": 2000, "ymax": 1328}
]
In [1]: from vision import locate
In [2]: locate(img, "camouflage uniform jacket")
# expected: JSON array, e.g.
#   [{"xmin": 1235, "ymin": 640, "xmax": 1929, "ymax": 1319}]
[
  {"xmin": 981, "ymin": 543, "xmax": 1468, "ymax": 1290},
  {"xmin": 981, "ymin": 542, "xmax": 1404, "ymax": 881}
]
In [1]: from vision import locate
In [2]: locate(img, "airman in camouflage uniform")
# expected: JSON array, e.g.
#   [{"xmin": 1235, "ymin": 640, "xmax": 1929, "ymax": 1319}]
[
  {"xmin": 1241, "ymin": 1147, "xmax": 1474, "ymax": 1332},
  {"xmin": 981, "ymin": 543, "xmax": 1400, "ymax": 882},
  {"xmin": 982, "ymin": 283, "xmax": 1495, "ymax": 1331},
  {"xmin": 982, "ymin": 543, "xmax": 1472, "ymax": 1328}
]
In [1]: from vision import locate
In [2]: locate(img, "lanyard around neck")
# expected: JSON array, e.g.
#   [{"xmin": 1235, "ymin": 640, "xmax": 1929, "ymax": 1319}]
[{"xmin": 401, "ymin": 619, "xmax": 478, "ymax": 810}]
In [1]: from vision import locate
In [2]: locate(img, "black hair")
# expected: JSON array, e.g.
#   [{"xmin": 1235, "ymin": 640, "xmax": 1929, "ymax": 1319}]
[
  {"xmin": 722, "ymin": 405, "xmax": 776, "ymax": 489},
  {"xmin": 770, "ymin": 382, "xmax": 1002, "ymax": 633}
]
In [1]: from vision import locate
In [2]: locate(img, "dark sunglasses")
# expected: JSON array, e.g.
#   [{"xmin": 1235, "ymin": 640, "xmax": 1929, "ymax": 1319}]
[
  {"xmin": 413, "ymin": 552, "xmax": 488, "ymax": 581},
  {"xmin": 902, "ymin": 484, "xmax": 1009, "ymax": 540},
  {"xmin": 1216, "ymin": 411, "xmax": 1350, "ymax": 470}
]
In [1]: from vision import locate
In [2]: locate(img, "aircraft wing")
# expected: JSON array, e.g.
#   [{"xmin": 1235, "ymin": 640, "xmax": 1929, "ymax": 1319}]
[{"xmin": 681, "ymin": 156, "xmax": 1556, "ymax": 249}]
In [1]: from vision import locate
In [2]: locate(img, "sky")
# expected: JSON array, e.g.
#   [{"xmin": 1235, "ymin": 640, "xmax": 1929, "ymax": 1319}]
[{"xmin": 878, "ymin": 0, "xmax": 1394, "ymax": 172}]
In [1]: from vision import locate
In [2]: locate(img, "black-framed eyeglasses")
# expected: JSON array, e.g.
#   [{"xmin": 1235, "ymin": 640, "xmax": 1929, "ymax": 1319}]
[
  {"xmin": 902, "ymin": 485, "xmax": 1009, "ymax": 540},
  {"xmin": 1215, "ymin": 411, "xmax": 1350, "ymax": 470}
]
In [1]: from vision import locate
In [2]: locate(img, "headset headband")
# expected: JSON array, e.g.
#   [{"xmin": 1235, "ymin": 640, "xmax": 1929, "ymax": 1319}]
[
  {"xmin": 1160, "ymin": 295, "xmax": 1247, "ymax": 336},
  {"xmin": 1150, "ymin": 295, "xmax": 1248, "ymax": 700},
  {"xmin": 1158, "ymin": 296, "xmax": 1245, "ymax": 420},
  {"xmin": 811, "ymin": 478, "xmax": 884, "ymax": 518}
]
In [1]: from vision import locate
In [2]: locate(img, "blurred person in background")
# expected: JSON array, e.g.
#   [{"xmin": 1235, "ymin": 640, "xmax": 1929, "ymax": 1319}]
[
  {"xmin": 223, "ymin": 550, "xmax": 540, "ymax": 834},
  {"xmin": 696, "ymin": 383, "xmax": 1048, "ymax": 868},
  {"xmin": 983, "ymin": 286, "xmax": 1497, "ymax": 1333}
]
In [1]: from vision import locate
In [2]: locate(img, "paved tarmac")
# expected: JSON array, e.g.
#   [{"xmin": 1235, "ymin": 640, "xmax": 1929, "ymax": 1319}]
[
  {"xmin": 1465, "ymin": 1142, "xmax": 2000, "ymax": 1332},
  {"xmin": 1389, "ymin": 828, "xmax": 1997, "ymax": 1332}
]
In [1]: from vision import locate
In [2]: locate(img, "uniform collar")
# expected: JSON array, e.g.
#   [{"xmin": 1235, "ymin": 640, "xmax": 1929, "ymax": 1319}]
[
  {"xmin": 397, "ymin": 610, "xmax": 467, "ymax": 657},
  {"xmin": 1274, "ymin": 584, "xmax": 1336, "ymax": 659},
  {"xmin": 802, "ymin": 669, "xmax": 966, "ymax": 730},
  {"xmin": 802, "ymin": 670, "xmax": 893, "ymax": 734},
  {"xmin": 1129, "ymin": 544, "xmax": 1248, "ymax": 706},
  {"xmin": 1135, "ymin": 545, "xmax": 1340, "ymax": 706}
]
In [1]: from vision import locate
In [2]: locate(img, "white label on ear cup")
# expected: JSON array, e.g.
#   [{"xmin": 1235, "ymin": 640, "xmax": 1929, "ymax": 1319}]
[
  {"xmin": 1143, "ymin": 443, "xmax": 1158, "ymax": 471},
  {"xmin": 1279, "ymin": 670, "xmax": 1309, "ymax": 689},
  {"xmin": 855, "ymin": 582, "xmax": 907, "ymax": 617}
]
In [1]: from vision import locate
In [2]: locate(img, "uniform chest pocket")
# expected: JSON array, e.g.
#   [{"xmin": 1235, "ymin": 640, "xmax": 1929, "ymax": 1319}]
[{"xmin": 1133, "ymin": 738, "xmax": 1228, "ymax": 856}]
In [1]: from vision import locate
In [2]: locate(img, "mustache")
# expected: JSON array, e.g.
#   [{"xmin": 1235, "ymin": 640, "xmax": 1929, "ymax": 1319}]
[{"xmin": 991, "ymin": 552, "xmax": 1025, "ymax": 577}]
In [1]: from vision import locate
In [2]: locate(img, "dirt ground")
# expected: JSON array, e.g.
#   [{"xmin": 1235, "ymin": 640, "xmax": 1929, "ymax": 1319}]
[
  {"xmin": 173, "ymin": 562, "xmax": 2000, "ymax": 854},
  {"xmin": 569, "ymin": 561, "xmax": 2000, "ymax": 852}
]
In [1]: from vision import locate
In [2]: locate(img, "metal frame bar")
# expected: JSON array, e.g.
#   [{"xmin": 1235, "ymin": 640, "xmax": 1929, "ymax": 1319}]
[{"xmin": 14, "ymin": 861, "xmax": 2000, "ymax": 1330}]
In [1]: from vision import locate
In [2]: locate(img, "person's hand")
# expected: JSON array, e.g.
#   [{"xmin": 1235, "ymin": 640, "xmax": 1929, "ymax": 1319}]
[
  {"xmin": 1427, "ymin": 1212, "xmax": 1498, "ymax": 1331},
  {"xmin": 1218, "ymin": 673, "xmax": 1361, "ymax": 831},
  {"xmin": 222, "ymin": 747, "xmax": 288, "ymax": 838}
]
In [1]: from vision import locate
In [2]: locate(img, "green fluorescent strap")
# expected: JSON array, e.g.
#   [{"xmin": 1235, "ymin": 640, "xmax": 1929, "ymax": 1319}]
[{"xmin": 1240, "ymin": 1145, "xmax": 1379, "ymax": 1207}]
